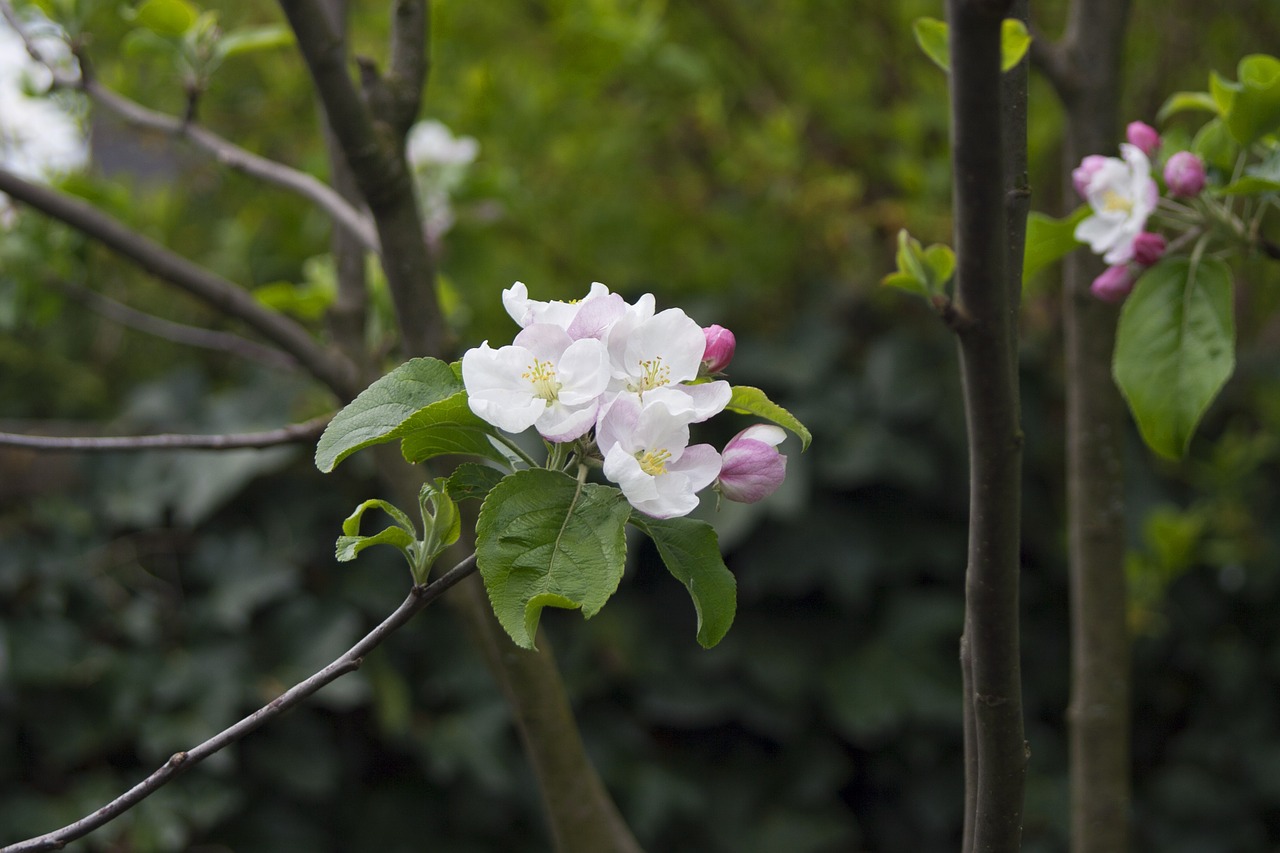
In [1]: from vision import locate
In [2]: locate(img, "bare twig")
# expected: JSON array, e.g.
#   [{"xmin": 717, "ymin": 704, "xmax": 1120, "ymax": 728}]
[
  {"xmin": 0, "ymin": 168, "xmax": 362, "ymax": 401},
  {"xmin": 0, "ymin": 415, "xmax": 330, "ymax": 452},
  {"xmin": 59, "ymin": 281, "xmax": 299, "ymax": 370},
  {"xmin": 0, "ymin": 552, "xmax": 479, "ymax": 853},
  {"xmin": 0, "ymin": 0, "xmax": 379, "ymax": 253},
  {"xmin": 84, "ymin": 81, "xmax": 380, "ymax": 253}
]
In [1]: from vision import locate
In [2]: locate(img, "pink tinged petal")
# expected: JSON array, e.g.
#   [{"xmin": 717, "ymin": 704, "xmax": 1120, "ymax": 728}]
[
  {"xmin": 567, "ymin": 292, "xmax": 627, "ymax": 340},
  {"xmin": 736, "ymin": 424, "xmax": 786, "ymax": 446},
  {"xmin": 1072, "ymin": 155, "xmax": 1109, "ymax": 198},
  {"xmin": 1164, "ymin": 151, "xmax": 1206, "ymax": 198},
  {"xmin": 669, "ymin": 443, "xmax": 723, "ymax": 494},
  {"xmin": 537, "ymin": 399, "xmax": 600, "ymax": 442},
  {"xmin": 631, "ymin": 400, "xmax": 692, "ymax": 462},
  {"xmin": 596, "ymin": 394, "xmax": 642, "ymax": 456},
  {"xmin": 513, "ymin": 323, "xmax": 573, "ymax": 361}
]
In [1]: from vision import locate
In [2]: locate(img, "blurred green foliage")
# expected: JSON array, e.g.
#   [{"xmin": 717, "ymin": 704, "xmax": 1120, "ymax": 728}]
[{"xmin": 4, "ymin": 1, "xmax": 1280, "ymax": 851}]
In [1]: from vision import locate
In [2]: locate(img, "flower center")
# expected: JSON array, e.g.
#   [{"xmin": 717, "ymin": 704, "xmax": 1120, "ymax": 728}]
[
  {"xmin": 522, "ymin": 358, "xmax": 561, "ymax": 401},
  {"xmin": 630, "ymin": 357, "xmax": 671, "ymax": 395},
  {"xmin": 636, "ymin": 447, "xmax": 672, "ymax": 476},
  {"xmin": 1101, "ymin": 189, "xmax": 1133, "ymax": 214}
]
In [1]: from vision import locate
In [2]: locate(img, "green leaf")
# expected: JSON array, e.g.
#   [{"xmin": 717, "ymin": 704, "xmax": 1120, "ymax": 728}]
[
  {"xmin": 1192, "ymin": 118, "xmax": 1240, "ymax": 172},
  {"xmin": 1216, "ymin": 176, "xmax": 1280, "ymax": 195},
  {"xmin": 1022, "ymin": 207, "xmax": 1088, "ymax": 283},
  {"xmin": 335, "ymin": 498, "xmax": 418, "ymax": 565},
  {"xmin": 881, "ymin": 229, "xmax": 952, "ymax": 299},
  {"xmin": 999, "ymin": 18, "xmax": 1031, "ymax": 72},
  {"xmin": 394, "ymin": 391, "xmax": 509, "ymax": 466},
  {"xmin": 335, "ymin": 528, "xmax": 415, "ymax": 563},
  {"xmin": 475, "ymin": 470, "xmax": 631, "ymax": 649},
  {"xmin": 726, "ymin": 386, "xmax": 812, "ymax": 451},
  {"xmin": 417, "ymin": 480, "xmax": 461, "ymax": 583},
  {"xmin": 1113, "ymin": 257, "xmax": 1236, "ymax": 459},
  {"xmin": 446, "ymin": 463, "xmax": 507, "ymax": 502},
  {"xmin": 1218, "ymin": 55, "xmax": 1280, "ymax": 144},
  {"xmin": 912, "ymin": 18, "xmax": 949, "ymax": 72},
  {"xmin": 911, "ymin": 17, "xmax": 1030, "ymax": 73},
  {"xmin": 215, "ymin": 24, "xmax": 293, "ymax": 60},
  {"xmin": 629, "ymin": 515, "xmax": 736, "ymax": 649},
  {"xmin": 315, "ymin": 358, "xmax": 462, "ymax": 472},
  {"xmin": 125, "ymin": 0, "xmax": 198, "ymax": 36},
  {"xmin": 1157, "ymin": 91, "xmax": 1220, "ymax": 123}
]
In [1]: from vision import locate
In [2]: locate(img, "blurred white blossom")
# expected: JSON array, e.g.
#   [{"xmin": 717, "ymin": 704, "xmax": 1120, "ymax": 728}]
[
  {"xmin": 404, "ymin": 119, "xmax": 479, "ymax": 246},
  {"xmin": 0, "ymin": 13, "xmax": 87, "ymax": 224}
]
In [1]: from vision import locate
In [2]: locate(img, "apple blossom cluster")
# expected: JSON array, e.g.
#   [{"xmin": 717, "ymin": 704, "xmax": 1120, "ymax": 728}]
[
  {"xmin": 1072, "ymin": 121, "xmax": 1208, "ymax": 303},
  {"xmin": 461, "ymin": 283, "xmax": 786, "ymax": 518}
]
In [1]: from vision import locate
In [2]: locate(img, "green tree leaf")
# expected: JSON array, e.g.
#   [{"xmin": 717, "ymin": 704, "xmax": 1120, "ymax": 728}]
[
  {"xmin": 912, "ymin": 18, "xmax": 949, "ymax": 72},
  {"xmin": 911, "ymin": 17, "xmax": 1030, "ymax": 73},
  {"xmin": 315, "ymin": 358, "xmax": 462, "ymax": 472},
  {"xmin": 446, "ymin": 463, "xmax": 507, "ymax": 503},
  {"xmin": 1022, "ymin": 207, "xmax": 1088, "ymax": 284},
  {"xmin": 1113, "ymin": 257, "xmax": 1235, "ymax": 459},
  {"xmin": 335, "ymin": 498, "xmax": 418, "ymax": 565},
  {"xmin": 1216, "ymin": 55, "xmax": 1280, "ymax": 144},
  {"xmin": 726, "ymin": 386, "xmax": 811, "ymax": 450},
  {"xmin": 999, "ymin": 18, "xmax": 1031, "ymax": 72},
  {"xmin": 1157, "ymin": 91, "xmax": 1220, "ymax": 123},
  {"xmin": 215, "ymin": 24, "xmax": 294, "ymax": 60},
  {"xmin": 394, "ymin": 391, "xmax": 510, "ymax": 466},
  {"xmin": 126, "ymin": 0, "xmax": 198, "ymax": 36},
  {"xmin": 475, "ymin": 470, "xmax": 631, "ymax": 649},
  {"xmin": 1193, "ymin": 118, "xmax": 1241, "ymax": 172},
  {"xmin": 630, "ymin": 515, "xmax": 736, "ymax": 649}
]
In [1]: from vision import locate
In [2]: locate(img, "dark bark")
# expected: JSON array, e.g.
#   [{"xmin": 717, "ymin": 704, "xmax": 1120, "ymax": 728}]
[{"xmin": 948, "ymin": 1, "xmax": 1027, "ymax": 850}]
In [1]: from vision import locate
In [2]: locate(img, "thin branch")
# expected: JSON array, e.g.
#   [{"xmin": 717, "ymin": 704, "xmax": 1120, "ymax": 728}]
[
  {"xmin": 0, "ymin": 0, "xmax": 379, "ymax": 253},
  {"xmin": 84, "ymin": 81, "xmax": 380, "ymax": 253},
  {"xmin": 0, "ymin": 552, "xmax": 479, "ymax": 853},
  {"xmin": 0, "ymin": 415, "xmax": 330, "ymax": 452},
  {"xmin": 0, "ymin": 168, "xmax": 362, "ymax": 401},
  {"xmin": 385, "ymin": 0, "xmax": 429, "ymax": 134},
  {"xmin": 59, "ymin": 281, "xmax": 299, "ymax": 370},
  {"xmin": 1028, "ymin": 22, "xmax": 1075, "ymax": 99}
]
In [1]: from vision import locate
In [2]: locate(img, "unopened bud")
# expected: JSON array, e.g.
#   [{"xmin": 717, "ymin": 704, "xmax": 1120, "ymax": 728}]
[
  {"xmin": 1164, "ymin": 151, "xmax": 1206, "ymax": 198},
  {"xmin": 1072, "ymin": 155, "xmax": 1109, "ymax": 198},
  {"xmin": 1125, "ymin": 121, "xmax": 1161, "ymax": 157},
  {"xmin": 1090, "ymin": 264, "xmax": 1136, "ymax": 303},
  {"xmin": 1131, "ymin": 232, "xmax": 1167, "ymax": 267},
  {"xmin": 701, "ymin": 324, "xmax": 736, "ymax": 374},
  {"xmin": 717, "ymin": 425, "xmax": 786, "ymax": 503}
]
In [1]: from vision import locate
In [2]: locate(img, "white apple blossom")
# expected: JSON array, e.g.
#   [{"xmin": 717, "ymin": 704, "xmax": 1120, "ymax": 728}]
[
  {"xmin": 605, "ymin": 306, "xmax": 730, "ymax": 423},
  {"xmin": 462, "ymin": 324, "xmax": 609, "ymax": 442},
  {"xmin": 597, "ymin": 396, "xmax": 721, "ymax": 519},
  {"xmin": 1074, "ymin": 143, "xmax": 1159, "ymax": 265}
]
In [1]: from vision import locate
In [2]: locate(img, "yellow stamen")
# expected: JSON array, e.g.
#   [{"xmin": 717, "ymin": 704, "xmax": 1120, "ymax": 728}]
[
  {"xmin": 629, "ymin": 357, "xmax": 671, "ymax": 395},
  {"xmin": 636, "ymin": 448, "xmax": 672, "ymax": 476},
  {"xmin": 522, "ymin": 358, "xmax": 561, "ymax": 401},
  {"xmin": 1101, "ymin": 189, "xmax": 1132, "ymax": 214}
]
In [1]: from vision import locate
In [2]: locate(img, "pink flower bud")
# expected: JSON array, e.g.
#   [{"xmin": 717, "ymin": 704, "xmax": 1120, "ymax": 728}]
[
  {"xmin": 1125, "ymin": 121, "xmax": 1161, "ymax": 157},
  {"xmin": 1090, "ymin": 264, "xmax": 1136, "ymax": 303},
  {"xmin": 717, "ymin": 425, "xmax": 786, "ymax": 503},
  {"xmin": 701, "ymin": 324, "xmax": 736, "ymax": 374},
  {"xmin": 1164, "ymin": 151, "xmax": 1206, "ymax": 198},
  {"xmin": 1131, "ymin": 231, "xmax": 1167, "ymax": 266},
  {"xmin": 1072, "ymin": 155, "xmax": 1110, "ymax": 198}
]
